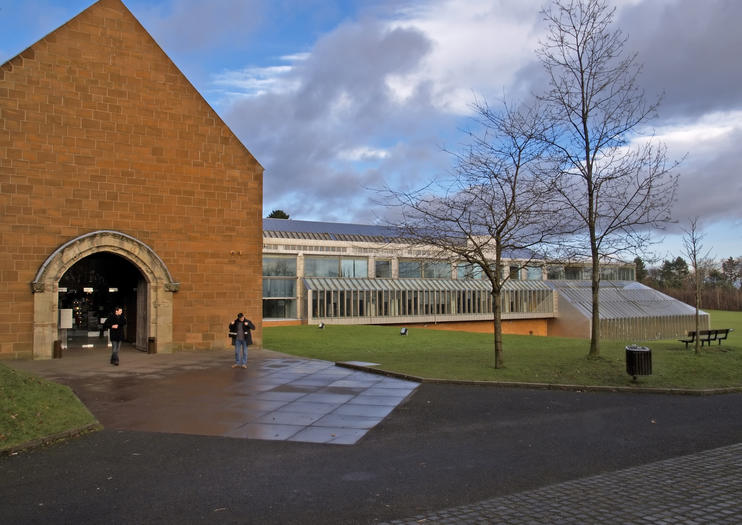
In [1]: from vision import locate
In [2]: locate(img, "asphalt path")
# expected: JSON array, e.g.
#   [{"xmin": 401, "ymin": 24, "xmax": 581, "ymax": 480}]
[{"xmin": 2, "ymin": 384, "xmax": 742, "ymax": 524}]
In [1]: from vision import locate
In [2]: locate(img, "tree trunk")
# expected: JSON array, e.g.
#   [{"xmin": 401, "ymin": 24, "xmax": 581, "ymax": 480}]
[
  {"xmin": 694, "ymin": 277, "xmax": 701, "ymax": 355},
  {"xmin": 493, "ymin": 289, "xmax": 504, "ymax": 368},
  {"xmin": 589, "ymin": 255, "xmax": 601, "ymax": 358}
]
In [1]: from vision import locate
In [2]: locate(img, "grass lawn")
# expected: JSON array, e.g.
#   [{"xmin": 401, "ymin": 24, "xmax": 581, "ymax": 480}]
[
  {"xmin": 0, "ymin": 363, "xmax": 99, "ymax": 453},
  {"xmin": 264, "ymin": 310, "xmax": 742, "ymax": 389}
]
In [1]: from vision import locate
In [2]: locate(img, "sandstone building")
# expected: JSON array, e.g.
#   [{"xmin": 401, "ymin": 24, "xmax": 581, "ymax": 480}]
[{"xmin": 0, "ymin": 0, "xmax": 263, "ymax": 359}]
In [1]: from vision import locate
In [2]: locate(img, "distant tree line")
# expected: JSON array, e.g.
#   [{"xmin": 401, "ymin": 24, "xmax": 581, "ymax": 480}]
[{"xmin": 635, "ymin": 256, "xmax": 742, "ymax": 311}]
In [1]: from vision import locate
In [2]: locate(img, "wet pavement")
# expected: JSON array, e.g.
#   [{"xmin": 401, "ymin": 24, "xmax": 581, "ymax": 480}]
[
  {"xmin": 7, "ymin": 345, "xmax": 418, "ymax": 445},
  {"xmin": 5, "ymin": 348, "xmax": 742, "ymax": 523}
]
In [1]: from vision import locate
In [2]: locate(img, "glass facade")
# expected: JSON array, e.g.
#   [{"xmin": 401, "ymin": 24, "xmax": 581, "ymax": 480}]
[
  {"xmin": 263, "ymin": 256, "xmax": 298, "ymax": 319},
  {"xmin": 565, "ymin": 266, "xmax": 585, "ymax": 280},
  {"xmin": 600, "ymin": 266, "xmax": 635, "ymax": 280},
  {"xmin": 306, "ymin": 278, "xmax": 554, "ymax": 321},
  {"xmin": 425, "ymin": 261, "xmax": 451, "ymax": 278},
  {"xmin": 457, "ymin": 263, "xmax": 483, "ymax": 280},
  {"xmin": 526, "ymin": 266, "xmax": 543, "ymax": 281},
  {"xmin": 400, "ymin": 260, "xmax": 451, "ymax": 279},
  {"xmin": 263, "ymin": 257, "xmax": 296, "ymax": 276},
  {"xmin": 305, "ymin": 256, "xmax": 368, "ymax": 278},
  {"xmin": 547, "ymin": 266, "xmax": 565, "ymax": 280},
  {"xmin": 398, "ymin": 260, "xmax": 422, "ymax": 278},
  {"xmin": 262, "ymin": 249, "xmax": 634, "ymax": 323},
  {"xmin": 305, "ymin": 257, "xmax": 341, "ymax": 277},
  {"xmin": 341, "ymin": 259, "xmax": 368, "ymax": 278},
  {"xmin": 375, "ymin": 259, "xmax": 391, "ymax": 278}
]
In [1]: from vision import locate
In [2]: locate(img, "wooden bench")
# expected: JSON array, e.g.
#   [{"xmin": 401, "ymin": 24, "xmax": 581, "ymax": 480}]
[{"xmin": 679, "ymin": 329, "xmax": 733, "ymax": 349}]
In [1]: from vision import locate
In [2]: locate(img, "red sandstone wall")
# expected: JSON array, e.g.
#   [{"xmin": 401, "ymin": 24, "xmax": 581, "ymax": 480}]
[{"xmin": 0, "ymin": 0, "xmax": 263, "ymax": 357}]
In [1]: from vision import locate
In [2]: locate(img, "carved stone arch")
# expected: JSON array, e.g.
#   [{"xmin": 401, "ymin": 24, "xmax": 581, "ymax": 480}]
[{"xmin": 32, "ymin": 231, "xmax": 179, "ymax": 359}]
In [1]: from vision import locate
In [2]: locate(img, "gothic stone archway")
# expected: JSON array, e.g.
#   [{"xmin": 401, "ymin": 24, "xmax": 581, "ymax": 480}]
[{"xmin": 32, "ymin": 231, "xmax": 179, "ymax": 359}]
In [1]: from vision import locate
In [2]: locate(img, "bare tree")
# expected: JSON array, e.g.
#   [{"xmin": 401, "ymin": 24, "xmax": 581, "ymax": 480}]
[
  {"xmin": 384, "ymin": 100, "xmax": 556, "ymax": 368},
  {"xmin": 682, "ymin": 218, "xmax": 711, "ymax": 355},
  {"xmin": 537, "ymin": 0, "xmax": 679, "ymax": 358}
]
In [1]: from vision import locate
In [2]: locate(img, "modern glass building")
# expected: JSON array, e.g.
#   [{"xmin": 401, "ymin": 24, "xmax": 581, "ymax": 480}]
[{"xmin": 262, "ymin": 219, "xmax": 702, "ymax": 340}]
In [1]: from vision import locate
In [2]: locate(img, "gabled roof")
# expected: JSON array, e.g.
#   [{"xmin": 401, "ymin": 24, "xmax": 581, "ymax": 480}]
[{"xmin": 1, "ymin": 0, "xmax": 261, "ymax": 170}]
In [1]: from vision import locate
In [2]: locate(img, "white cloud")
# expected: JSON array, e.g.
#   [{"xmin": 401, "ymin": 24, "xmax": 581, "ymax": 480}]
[
  {"xmin": 648, "ymin": 110, "xmax": 742, "ymax": 151},
  {"xmin": 385, "ymin": 0, "xmax": 543, "ymax": 114},
  {"xmin": 212, "ymin": 65, "xmax": 297, "ymax": 97},
  {"xmin": 337, "ymin": 146, "xmax": 390, "ymax": 161}
]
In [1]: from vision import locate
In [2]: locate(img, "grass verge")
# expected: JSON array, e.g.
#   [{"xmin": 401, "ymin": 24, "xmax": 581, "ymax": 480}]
[
  {"xmin": 264, "ymin": 310, "xmax": 742, "ymax": 390},
  {"xmin": 1, "ymin": 363, "xmax": 99, "ymax": 453}
]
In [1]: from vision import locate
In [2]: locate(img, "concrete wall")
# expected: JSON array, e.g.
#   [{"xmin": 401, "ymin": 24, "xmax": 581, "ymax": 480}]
[{"xmin": 0, "ymin": 0, "xmax": 263, "ymax": 358}]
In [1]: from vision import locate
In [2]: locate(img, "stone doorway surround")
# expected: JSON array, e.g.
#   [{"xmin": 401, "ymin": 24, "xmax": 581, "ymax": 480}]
[{"xmin": 31, "ymin": 231, "xmax": 179, "ymax": 359}]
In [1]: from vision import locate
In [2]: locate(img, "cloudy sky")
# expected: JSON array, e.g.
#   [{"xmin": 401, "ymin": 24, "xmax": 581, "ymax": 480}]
[{"xmin": 1, "ymin": 0, "xmax": 741, "ymax": 261}]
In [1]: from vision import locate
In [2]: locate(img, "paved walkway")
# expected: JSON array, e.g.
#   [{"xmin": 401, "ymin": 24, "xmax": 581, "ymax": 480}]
[
  {"xmin": 7, "ymin": 345, "xmax": 418, "ymax": 445},
  {"xmin": 385, "ymin": 442, "xmax": 742, "ymax": 524},
  {"xmin": 5, "ymin": 349, "xmax": 742, "ymax": 523}
]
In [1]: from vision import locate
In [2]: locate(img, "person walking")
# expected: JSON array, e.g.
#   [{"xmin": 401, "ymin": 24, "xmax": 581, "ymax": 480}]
[
  {"xmin": 229, "ymin": 312, "xmax": 255, "ymax": 369},
  {"xmin": 103, "ymin": 306, "xmax": 126, "ymax": 366}
]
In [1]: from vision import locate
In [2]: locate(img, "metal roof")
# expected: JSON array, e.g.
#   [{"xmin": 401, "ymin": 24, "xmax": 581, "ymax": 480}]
[
  {"xmin": 263, "ymin": 219, "xmax": 401, "ymax": 242},
  {"xmin": 263, "ymin": 219, "xmax": 539, "ymax": 259},
  {"xmin": 303, "ymin": 277, "xmax": 552, "ymax": 292},
  {"xmin": 544, "ymin": 280, "xmax": 703, "ymax": 319}
]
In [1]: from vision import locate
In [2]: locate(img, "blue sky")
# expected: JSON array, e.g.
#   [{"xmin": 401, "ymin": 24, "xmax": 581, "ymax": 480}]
[{"xmin": 2, "ymin": 0, "xmax": 742, "ymax": 263}]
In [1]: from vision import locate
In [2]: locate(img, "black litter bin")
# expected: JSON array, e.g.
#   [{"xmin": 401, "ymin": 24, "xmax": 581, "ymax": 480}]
[{"xmin": 626, "ymin": 344, "xmax": 651, "ymax": 380}]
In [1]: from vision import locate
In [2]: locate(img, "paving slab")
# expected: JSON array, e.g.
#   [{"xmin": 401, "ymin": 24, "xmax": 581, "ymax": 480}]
[
  {"xmin": 6, "ymin": 345, "xmax": 418, "ymax": 445},
  {"xmin": 384, "ymin": 442, "xmax": 742, "ymax": 524}
]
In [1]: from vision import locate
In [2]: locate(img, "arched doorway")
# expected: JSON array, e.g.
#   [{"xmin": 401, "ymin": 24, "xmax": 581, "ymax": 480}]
[
  {"xmin": 58, "ymin": 252, "xmax": 146, "ymax": 351},
  {"xmin": 32, "ymin": 231, "xmax": 179, "ymax": 359}
]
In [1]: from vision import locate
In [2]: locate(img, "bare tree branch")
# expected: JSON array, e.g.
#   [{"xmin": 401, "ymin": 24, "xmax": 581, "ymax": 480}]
[{"xmin": 536, "ymin": 0, "xmax": 679, "ymax": 357}]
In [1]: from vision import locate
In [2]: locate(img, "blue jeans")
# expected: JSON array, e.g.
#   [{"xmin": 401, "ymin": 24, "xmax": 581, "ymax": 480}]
[
  {"xmin": 111, "ymin": 340, "xmax": 121, "ymax": 363},
  {"xmin": 234, "ymin": 339, "xmax": 248, "ymax": 365}
]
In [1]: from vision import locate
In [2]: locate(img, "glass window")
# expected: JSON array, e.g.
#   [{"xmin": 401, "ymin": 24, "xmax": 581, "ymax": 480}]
[
  {"xmin": 304, "ymin": 257, "xmax": 340, "ymax": 277},
  {"xmin": 509, "ymin": 266, "xmax": 521, "ymax": 280},
  {"xmin": 547, "ymin": 266, "xmax": 565, "ymax": 280},
  {"xmin": 526, "ymin": 266, "xmax": 543, "ymax": 281},
  {"xmin": 263, "ymin": 299, "xmax": 297, "ymax": 319},
  {"xmin": 263, "ymin": 256, "xmax": 297, "ymax": 276},
  {"xmin": 457, "ymin": 263, "xmax": 482, "ymax": 280},
  {"xmin": 341, "ymin": 258, "xmax": 368, "ymax": 278},
  {"xmin": 618, "ymin": 267, "xmax": 635, "ymax": 280},
  {"xmin": 399, "ymin": 260, "xmax": 422, "ymax": 278},
  {"xmin": 263, "ymin": 279, "xmax": 296, "ymax": 298},
  {"xmin": 565, "ymin": 267, "xmax": 583, "ymax": 280},
  {"xmin": 424, "ymin": 261, "xmax": 451, "ymax": 279},
  {"xmin": 375, "ymin": 259, "xmax": 391, "ymax": 278}
]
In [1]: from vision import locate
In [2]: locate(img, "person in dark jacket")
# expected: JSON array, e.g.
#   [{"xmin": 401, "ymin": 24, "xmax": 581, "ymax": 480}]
[
  {"xmin": 103, "ymin": 306, "xmax": 126, "ymax": 366},
  {"xmin": 229, "ymin": 313, "xmax": 255, "ymax": 369}
]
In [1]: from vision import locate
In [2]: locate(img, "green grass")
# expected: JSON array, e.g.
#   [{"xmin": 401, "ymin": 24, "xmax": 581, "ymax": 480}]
[
  {"xmin": 264, "ymin": 311, "xmax": 742, "ymax": 389},
  {"xmin": 0, "ymin": 363, "xmax": 99, "ymax": 452},
  {"xmin": 706, "ymin": 309, "xmax": 742, "ymax": 332}
]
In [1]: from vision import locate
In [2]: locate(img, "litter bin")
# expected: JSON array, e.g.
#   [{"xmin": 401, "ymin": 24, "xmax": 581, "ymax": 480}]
[
  {"xmin": 626, "ymin": 344, "xmax": 651, "ymax": 381},
  {"xmin": 147, "ymin": 337, "xmax": 157, "ymax": 354}
]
